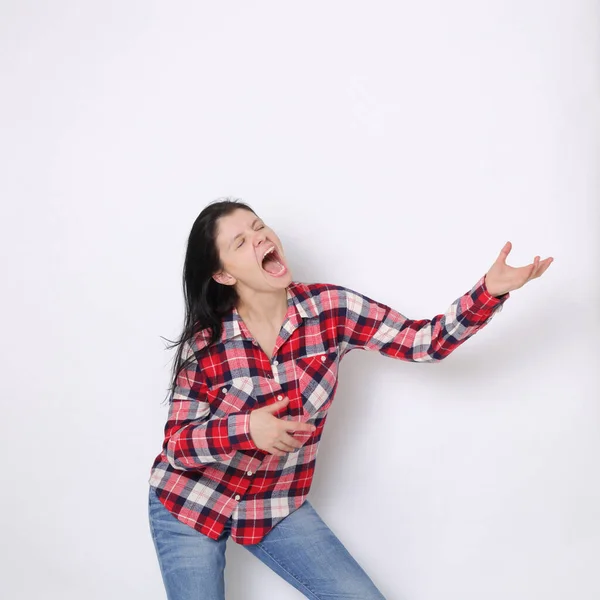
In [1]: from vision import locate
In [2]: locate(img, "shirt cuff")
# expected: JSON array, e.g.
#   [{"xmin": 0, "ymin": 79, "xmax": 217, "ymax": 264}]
[
  {"xmin": 468, "ymin": 274, "xmax": 510, "ymax": 316},
  {"xmin": 227, "ymin": 412, "xmax": 259, "ymax": 451}
]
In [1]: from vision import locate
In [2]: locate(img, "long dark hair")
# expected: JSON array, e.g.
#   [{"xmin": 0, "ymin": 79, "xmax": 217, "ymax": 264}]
[{"xmin": 160, "ymin": 196, "xmax": 257, "ymax": 405}]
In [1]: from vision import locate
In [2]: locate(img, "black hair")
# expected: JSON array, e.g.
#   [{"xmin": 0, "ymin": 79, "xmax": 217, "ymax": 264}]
[{"xmin": 160, "ymin": 196, "xmax": 257, "ymax": 405}]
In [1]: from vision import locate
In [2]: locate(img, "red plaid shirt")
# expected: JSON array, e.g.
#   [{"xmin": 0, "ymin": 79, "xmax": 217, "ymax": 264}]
[{"xmin": 148, "ymin": 274, "xmax": 510, "ymax": 544}]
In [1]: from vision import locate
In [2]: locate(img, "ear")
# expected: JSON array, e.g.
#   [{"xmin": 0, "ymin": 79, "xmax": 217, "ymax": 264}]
[{"xmin": 212, "ymin": 271, "xmax": 236, "ymax": 286}]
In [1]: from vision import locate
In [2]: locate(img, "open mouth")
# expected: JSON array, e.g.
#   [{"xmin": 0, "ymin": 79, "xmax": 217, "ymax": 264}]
[{"xmin": 261, "ymin": 246, "xmax": 288, "ymax": 276}]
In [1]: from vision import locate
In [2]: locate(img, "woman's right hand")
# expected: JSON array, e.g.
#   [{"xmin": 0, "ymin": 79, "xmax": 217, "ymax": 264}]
[{"xmin": 249, "ymin": 397, "xmax": 316, "ymax": 456}]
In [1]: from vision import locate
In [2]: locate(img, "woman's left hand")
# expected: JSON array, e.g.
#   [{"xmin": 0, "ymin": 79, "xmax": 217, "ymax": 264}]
[{"xmin": 485, "ymin": 241, "xmax": 554, "ymax": 297}]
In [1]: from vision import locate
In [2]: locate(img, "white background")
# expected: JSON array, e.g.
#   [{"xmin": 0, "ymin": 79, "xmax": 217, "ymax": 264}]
[{"xmin": 1, "ymin": 1, "xmax": 598, "ymax": 599}]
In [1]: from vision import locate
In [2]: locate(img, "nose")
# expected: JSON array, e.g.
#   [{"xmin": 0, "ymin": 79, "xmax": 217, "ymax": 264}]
[{"xmin": 254, "ymin": 231, "xmax": 268, "ymax": 247}]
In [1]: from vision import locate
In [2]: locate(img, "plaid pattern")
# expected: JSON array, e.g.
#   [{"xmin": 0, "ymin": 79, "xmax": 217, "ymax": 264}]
[{"xmin": 148, "ymin": 274, "xmax": 510, "ymax": 544}]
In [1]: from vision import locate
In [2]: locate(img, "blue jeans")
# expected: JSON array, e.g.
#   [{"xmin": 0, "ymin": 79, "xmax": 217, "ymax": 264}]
[{"xmin": 148, "ymin": 485, "xmax": 387, "ymax": 599}]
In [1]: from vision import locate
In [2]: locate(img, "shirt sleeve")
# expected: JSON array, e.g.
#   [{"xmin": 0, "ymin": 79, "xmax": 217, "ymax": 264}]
[
  {"xmin": 163, "ymin": 341, "xmax": 260, "ymax": 470},
  {"xmin": 336, "ymin": 273, "xmax": 510, "ymax": 362}
]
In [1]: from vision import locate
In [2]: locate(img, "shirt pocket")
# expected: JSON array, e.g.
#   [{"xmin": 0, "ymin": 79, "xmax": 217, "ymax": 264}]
[
  {"xmin": 206, "ymin": 376, "xmax": 256, "ymax": 418},
  {"xmin": 294, "ymin": 349, "xmax": 340, "ymax": 419}
]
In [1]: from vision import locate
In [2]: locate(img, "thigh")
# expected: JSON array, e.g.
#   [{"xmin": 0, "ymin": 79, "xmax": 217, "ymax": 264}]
[
  {"xmin": 243, "ymin": 500, "xmax": 387, "ymax": 600},
  {"xmin": 147, "ymin": 485, "xmax": 229, "ymax": 600}
]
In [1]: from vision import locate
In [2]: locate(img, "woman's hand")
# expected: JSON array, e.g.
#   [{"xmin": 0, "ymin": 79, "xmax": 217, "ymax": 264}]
[
  {"xmin": 249, "ymin": 397, "xmax": 316, "ymax": 457},
  {"xmin": 485, "ymin": 241, "xmax": 554, "ymax": 297}
]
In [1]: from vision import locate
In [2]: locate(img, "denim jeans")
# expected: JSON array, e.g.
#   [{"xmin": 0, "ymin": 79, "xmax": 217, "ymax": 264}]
[{"xmin": 148, "ymin": 484, "xmax": 387, "ymax": 599}]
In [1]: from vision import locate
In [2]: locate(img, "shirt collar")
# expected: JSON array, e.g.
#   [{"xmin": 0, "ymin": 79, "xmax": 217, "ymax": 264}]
[{"xmin": 198, "ymin": 281, "xmax": 319, "ymax": 348}]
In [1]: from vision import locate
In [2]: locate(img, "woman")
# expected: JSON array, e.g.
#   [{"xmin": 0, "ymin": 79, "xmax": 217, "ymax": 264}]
[{"xmin": 147, "ymin": 197, "xmax": 553, "ymax": 600}]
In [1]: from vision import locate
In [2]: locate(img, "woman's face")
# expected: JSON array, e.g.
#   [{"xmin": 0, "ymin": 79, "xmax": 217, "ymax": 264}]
[{"xmin": 212, "ymin": 208, "xmax": 292, "ymax": 292}]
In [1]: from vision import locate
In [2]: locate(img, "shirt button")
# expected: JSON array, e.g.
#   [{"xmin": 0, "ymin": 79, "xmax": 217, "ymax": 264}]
[
  {"xmin": 247, "ymin": 470, "xmax": 253, "ymax": 476},
  {"xmin": 273, "ymin": 360, "xmax": 279, "ymax": 365},
  {"xmin": 321, "ymin": 355, "xmax": 326, "ymax": 361},
  {"xmin": 277, "ymin": 395, "xmax": 283, "ymax": 400},
  {"xmin": 235, "ymin": 494, "xmax": 241, "ymax": 501},
  {"xmin": 222, "ymin": 387, "xmax": 227, "ymax": 393}
]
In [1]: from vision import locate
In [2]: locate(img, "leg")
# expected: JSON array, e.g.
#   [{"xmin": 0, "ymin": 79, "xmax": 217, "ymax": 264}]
[
  {"xmin": 148, "ymin": 485, "xmax": 229, "ymax": 600},
  {"xmin": 243, "ymin": 499, "xmax": 388, "ymax": 599}
]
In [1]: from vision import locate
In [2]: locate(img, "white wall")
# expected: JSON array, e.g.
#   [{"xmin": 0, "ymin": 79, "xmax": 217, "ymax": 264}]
[{"xmin": 1, "ymin": 1, "xmax": 598, "ymax": 599}]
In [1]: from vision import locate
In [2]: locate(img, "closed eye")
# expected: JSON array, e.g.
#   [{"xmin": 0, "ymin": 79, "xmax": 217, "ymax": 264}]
[{"xmin": 237, "ymin": 225, "xmax": 265, "ymax": 248}]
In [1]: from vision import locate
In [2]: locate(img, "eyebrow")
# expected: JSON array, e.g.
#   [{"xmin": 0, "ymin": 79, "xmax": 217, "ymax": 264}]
[{"xmin": 229, "ymin": 217, "xmax": 260, "ymax": 249}]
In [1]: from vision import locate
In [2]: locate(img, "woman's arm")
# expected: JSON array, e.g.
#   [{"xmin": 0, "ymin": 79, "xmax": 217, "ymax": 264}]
[
  {"xmin": 163, "ymin": 341, "xmax": 259, "ymax": 470},
  {"xmin": 335, "ymin": 273, "xmax": 509, "ymax": 362}
]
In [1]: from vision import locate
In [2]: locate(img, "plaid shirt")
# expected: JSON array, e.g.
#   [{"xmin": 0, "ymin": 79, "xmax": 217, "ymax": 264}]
[{"xmin": 148, "ymin": 274, "xmax": 510, "ymax": 544}]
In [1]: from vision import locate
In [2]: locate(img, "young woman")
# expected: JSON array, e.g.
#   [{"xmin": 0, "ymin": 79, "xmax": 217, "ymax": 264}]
[{"xmin": 147, "ymin": 197, "xmax": 552, "ymax": 600}]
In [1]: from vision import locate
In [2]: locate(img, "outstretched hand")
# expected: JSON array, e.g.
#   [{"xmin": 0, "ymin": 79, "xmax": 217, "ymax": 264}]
[{"xmin": 485, "ymin": 241, "xmax": 553, "ymax": 297}]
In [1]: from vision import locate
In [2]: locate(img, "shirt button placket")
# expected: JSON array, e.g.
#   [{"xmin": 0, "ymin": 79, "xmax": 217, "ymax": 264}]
[{"xmin": 268, "ymin": 358, "xmax": 278, "ymax": 379}]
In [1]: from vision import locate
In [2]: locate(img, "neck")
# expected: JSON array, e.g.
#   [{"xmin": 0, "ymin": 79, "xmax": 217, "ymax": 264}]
[{"xmin": 236, "ymin": 287, "xmax": 288, "ymax": 326}]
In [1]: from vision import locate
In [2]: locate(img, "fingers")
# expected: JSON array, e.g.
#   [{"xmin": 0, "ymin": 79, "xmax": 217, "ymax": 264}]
[
  {"xmin": 271, "ymin": 426, "xmax": 316, "ymax": 455},
  {"xmin": 271, "ymin": 448, "xmax": 287, "ymax": 457},
  {"xmin": 283, "ymin": 421, "xmax": 316, "ymax": 433},
  {"xmin": 261, "ymin": 397, "xmax": 290, "ymax": 413},
  {"xmin": 528, "ymin": 256, "xmax": 553, "ymax": 281},
  {"xmin": 496, "ymin": 241, "xmax": 512, "ymax": 264},
  {"xmin": 536, "ymin": 256, "xmax": 553, "ymax": 277},
  {"xmin": 271, "ymin": 440, "xmax": 300, "ymax": 456},
  {"xmin": 258, "ymin": 397, "xmax": 318, "ymax": 456},
  {"xmin": 526, "ymin": 256, "xmax": 540, "ymax": 282},
  {"xmin": 274, "ymin": 431, "xmax": 307, "ymax": 453},
  {"xmin": 273, "ymin": 440, "xmax": 299, "ymax": 453}
]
